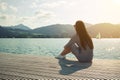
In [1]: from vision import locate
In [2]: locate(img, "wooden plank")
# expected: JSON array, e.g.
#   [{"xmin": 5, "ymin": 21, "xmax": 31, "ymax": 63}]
[{"xmin": 0, "ymin": 53, "xmax": 120, "ymax": 79}]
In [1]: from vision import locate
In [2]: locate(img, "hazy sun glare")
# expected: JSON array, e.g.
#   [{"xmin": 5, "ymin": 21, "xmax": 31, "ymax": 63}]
[
  {"xmin": 0, "ymin": 0, "xmax": 120, "ymax": 28},
  {"xmin": 111, "ymin": 0, "xmax": 120, "ymax": 6}
]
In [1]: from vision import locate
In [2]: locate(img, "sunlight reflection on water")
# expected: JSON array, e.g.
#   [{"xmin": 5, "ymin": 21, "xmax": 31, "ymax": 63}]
[{"xmin": 0, "ymin": 38, "xmax": 120, "ymax": 60}]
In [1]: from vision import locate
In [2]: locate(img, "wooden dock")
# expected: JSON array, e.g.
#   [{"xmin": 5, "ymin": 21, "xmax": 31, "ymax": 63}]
[{"xmin": 0, "ymin": 53, "xmax": 120, "ymax": 79}]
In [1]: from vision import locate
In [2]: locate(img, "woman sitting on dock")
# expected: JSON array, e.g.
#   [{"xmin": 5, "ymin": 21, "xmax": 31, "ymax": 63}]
[{"xmin": 56, "ymin": 20, "xmax": 94, "ymax": 62}]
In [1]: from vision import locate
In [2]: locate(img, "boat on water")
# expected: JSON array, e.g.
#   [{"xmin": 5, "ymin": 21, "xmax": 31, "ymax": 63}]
[{"xmin": 96, "ymin": 32, "xmax": 101, "ymax": 39}]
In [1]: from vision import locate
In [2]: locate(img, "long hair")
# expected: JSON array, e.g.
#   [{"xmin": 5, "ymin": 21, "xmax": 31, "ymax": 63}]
[{"xmin": 75, "ymin": 20, "xmax": 94, "ymax": 50}]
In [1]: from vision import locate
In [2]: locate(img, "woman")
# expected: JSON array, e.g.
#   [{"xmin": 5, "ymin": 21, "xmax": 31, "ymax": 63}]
[{"xmin": 55, "ymin": 20, "xmax": 94, "ymax": 62}]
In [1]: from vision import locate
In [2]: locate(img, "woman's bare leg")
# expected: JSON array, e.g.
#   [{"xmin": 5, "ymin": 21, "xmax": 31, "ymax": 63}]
[
  {"xmin": 60, "ymin": 48, "xmax": 71, "ymax": 56},
  {"xmin": 55, "ymin": 48, "xmax": 71, "ymax": 59}
]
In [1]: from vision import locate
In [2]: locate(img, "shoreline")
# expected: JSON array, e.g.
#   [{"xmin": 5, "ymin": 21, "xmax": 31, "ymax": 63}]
[
  {"xmin": 0, "ymin": 52, "xmax": 120, "ymax": 79},
  {"xmin": 0, "ymin": 52, "xmax": 119, "ymax": 60}
]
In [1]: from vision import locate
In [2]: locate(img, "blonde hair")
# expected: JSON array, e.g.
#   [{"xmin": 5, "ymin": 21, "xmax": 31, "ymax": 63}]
[{"xmin": 75, "ymin": 20, "xmax": 94, "ymax": 50}]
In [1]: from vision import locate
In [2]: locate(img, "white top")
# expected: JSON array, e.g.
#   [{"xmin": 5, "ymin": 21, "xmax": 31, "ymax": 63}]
[{"xmin": 64, "ymin": 34, "xmax": 93, "ymax": 62}]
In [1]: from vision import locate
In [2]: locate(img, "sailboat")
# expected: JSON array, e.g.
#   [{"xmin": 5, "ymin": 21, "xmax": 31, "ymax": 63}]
[{"xmin": 96, "ymin": 32, "xmax": 101, "ymax": 39}]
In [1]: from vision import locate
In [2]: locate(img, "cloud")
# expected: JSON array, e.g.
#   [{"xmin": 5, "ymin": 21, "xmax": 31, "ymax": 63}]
[
  {"xmin": 21, "ymin": 10, "xmax": 55, "ymax": 22},
  {"xmin": 9, "ymin": 6, "xmax": 18, "ymax": 12},
  {"xmin": 30, "ymin": 0, "xmax": 67, "ymax": 9},
  {"xmin": 0, "ymin": 14, "xmax": 20, "ymax": 26},
  {"xmin": 35, "ymin": 10, "xmax": 55, "ymax": 18},
  {"xmin": 0, "ymin": 15, "xmax": 7, "ymax": 20},
  {"xmin": 0, "ymin": 7, "xmax": 56, "ymax": 29},
  {"xmin": 40, "ymin": 1, "xmax": 67, "ymax": 8},
  {"xmin": 20, "ymin": 10, "xmax": 56, "ymax": 28},
  {"xmin": 0, "ymin": 2, "xmax": 7, "ymax": 10},
  {"xmin": 30, "ymin": 2, "xmax": 38, "ymax": 8},
  {"xmin": 0, "ymin": 2, "xmax": 18, "ymax": 12}
]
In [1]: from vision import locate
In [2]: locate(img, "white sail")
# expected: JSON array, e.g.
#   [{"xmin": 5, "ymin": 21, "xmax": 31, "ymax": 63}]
[{"xmin": 96, "ymin": 33, "xmax": 101, "ymax": 39}]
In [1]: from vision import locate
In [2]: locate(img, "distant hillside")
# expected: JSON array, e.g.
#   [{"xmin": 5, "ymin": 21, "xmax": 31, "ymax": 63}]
[
  {"xmin": 32, "ymin": 24, "xmax": 75, "ymax": 37},
  {"xmin": 0, "ymin": 23, "xmax": 120, "ymax": 38},
  {"xmin": 0, "ymin": 25, "xmax": 32, "ymax": 38},
  {"xmin": 32, "ymin": 23, "xmax": 92, "ymax": 37},
  {"xmin": 11, "ymin": 24, "xmax": 31, "ymax": 30},
  {"xmin": 87, "ymin": 23, "xmax": 120, "ymax": 38},
  {"xmin": 84, "ymin": 23, "xmax": 93, "ymax": 27},
  {"xmin": 2, "ymin": 24, "xmax": 31, "ymax": 30}
]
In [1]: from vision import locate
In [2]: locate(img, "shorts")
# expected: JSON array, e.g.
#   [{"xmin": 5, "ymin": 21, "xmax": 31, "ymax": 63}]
[{"xmin": 67, "ymin": 43, "xmax": 93, "ymax": 62}]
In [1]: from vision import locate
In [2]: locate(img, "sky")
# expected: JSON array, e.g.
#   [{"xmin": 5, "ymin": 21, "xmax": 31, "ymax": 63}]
[{"xmin": 0, "ymin": 0, "xmax": 120, "ymax": 29}]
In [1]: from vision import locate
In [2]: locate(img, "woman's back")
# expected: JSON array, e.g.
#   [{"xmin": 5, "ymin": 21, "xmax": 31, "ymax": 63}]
[{"xmin": 72, "ymin": 34, "xmax": 93, "ymax": 62}]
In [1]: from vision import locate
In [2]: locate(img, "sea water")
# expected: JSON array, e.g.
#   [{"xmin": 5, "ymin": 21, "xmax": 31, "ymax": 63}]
[{"xmin": 0, "ymin": 38, "xmax": 120, "ymax": 60}]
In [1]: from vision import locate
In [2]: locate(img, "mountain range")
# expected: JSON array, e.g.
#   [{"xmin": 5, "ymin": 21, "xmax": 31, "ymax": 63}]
[{"xmin": 0, "ymin": 23, "xmax": 120, "ymax": 38}]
